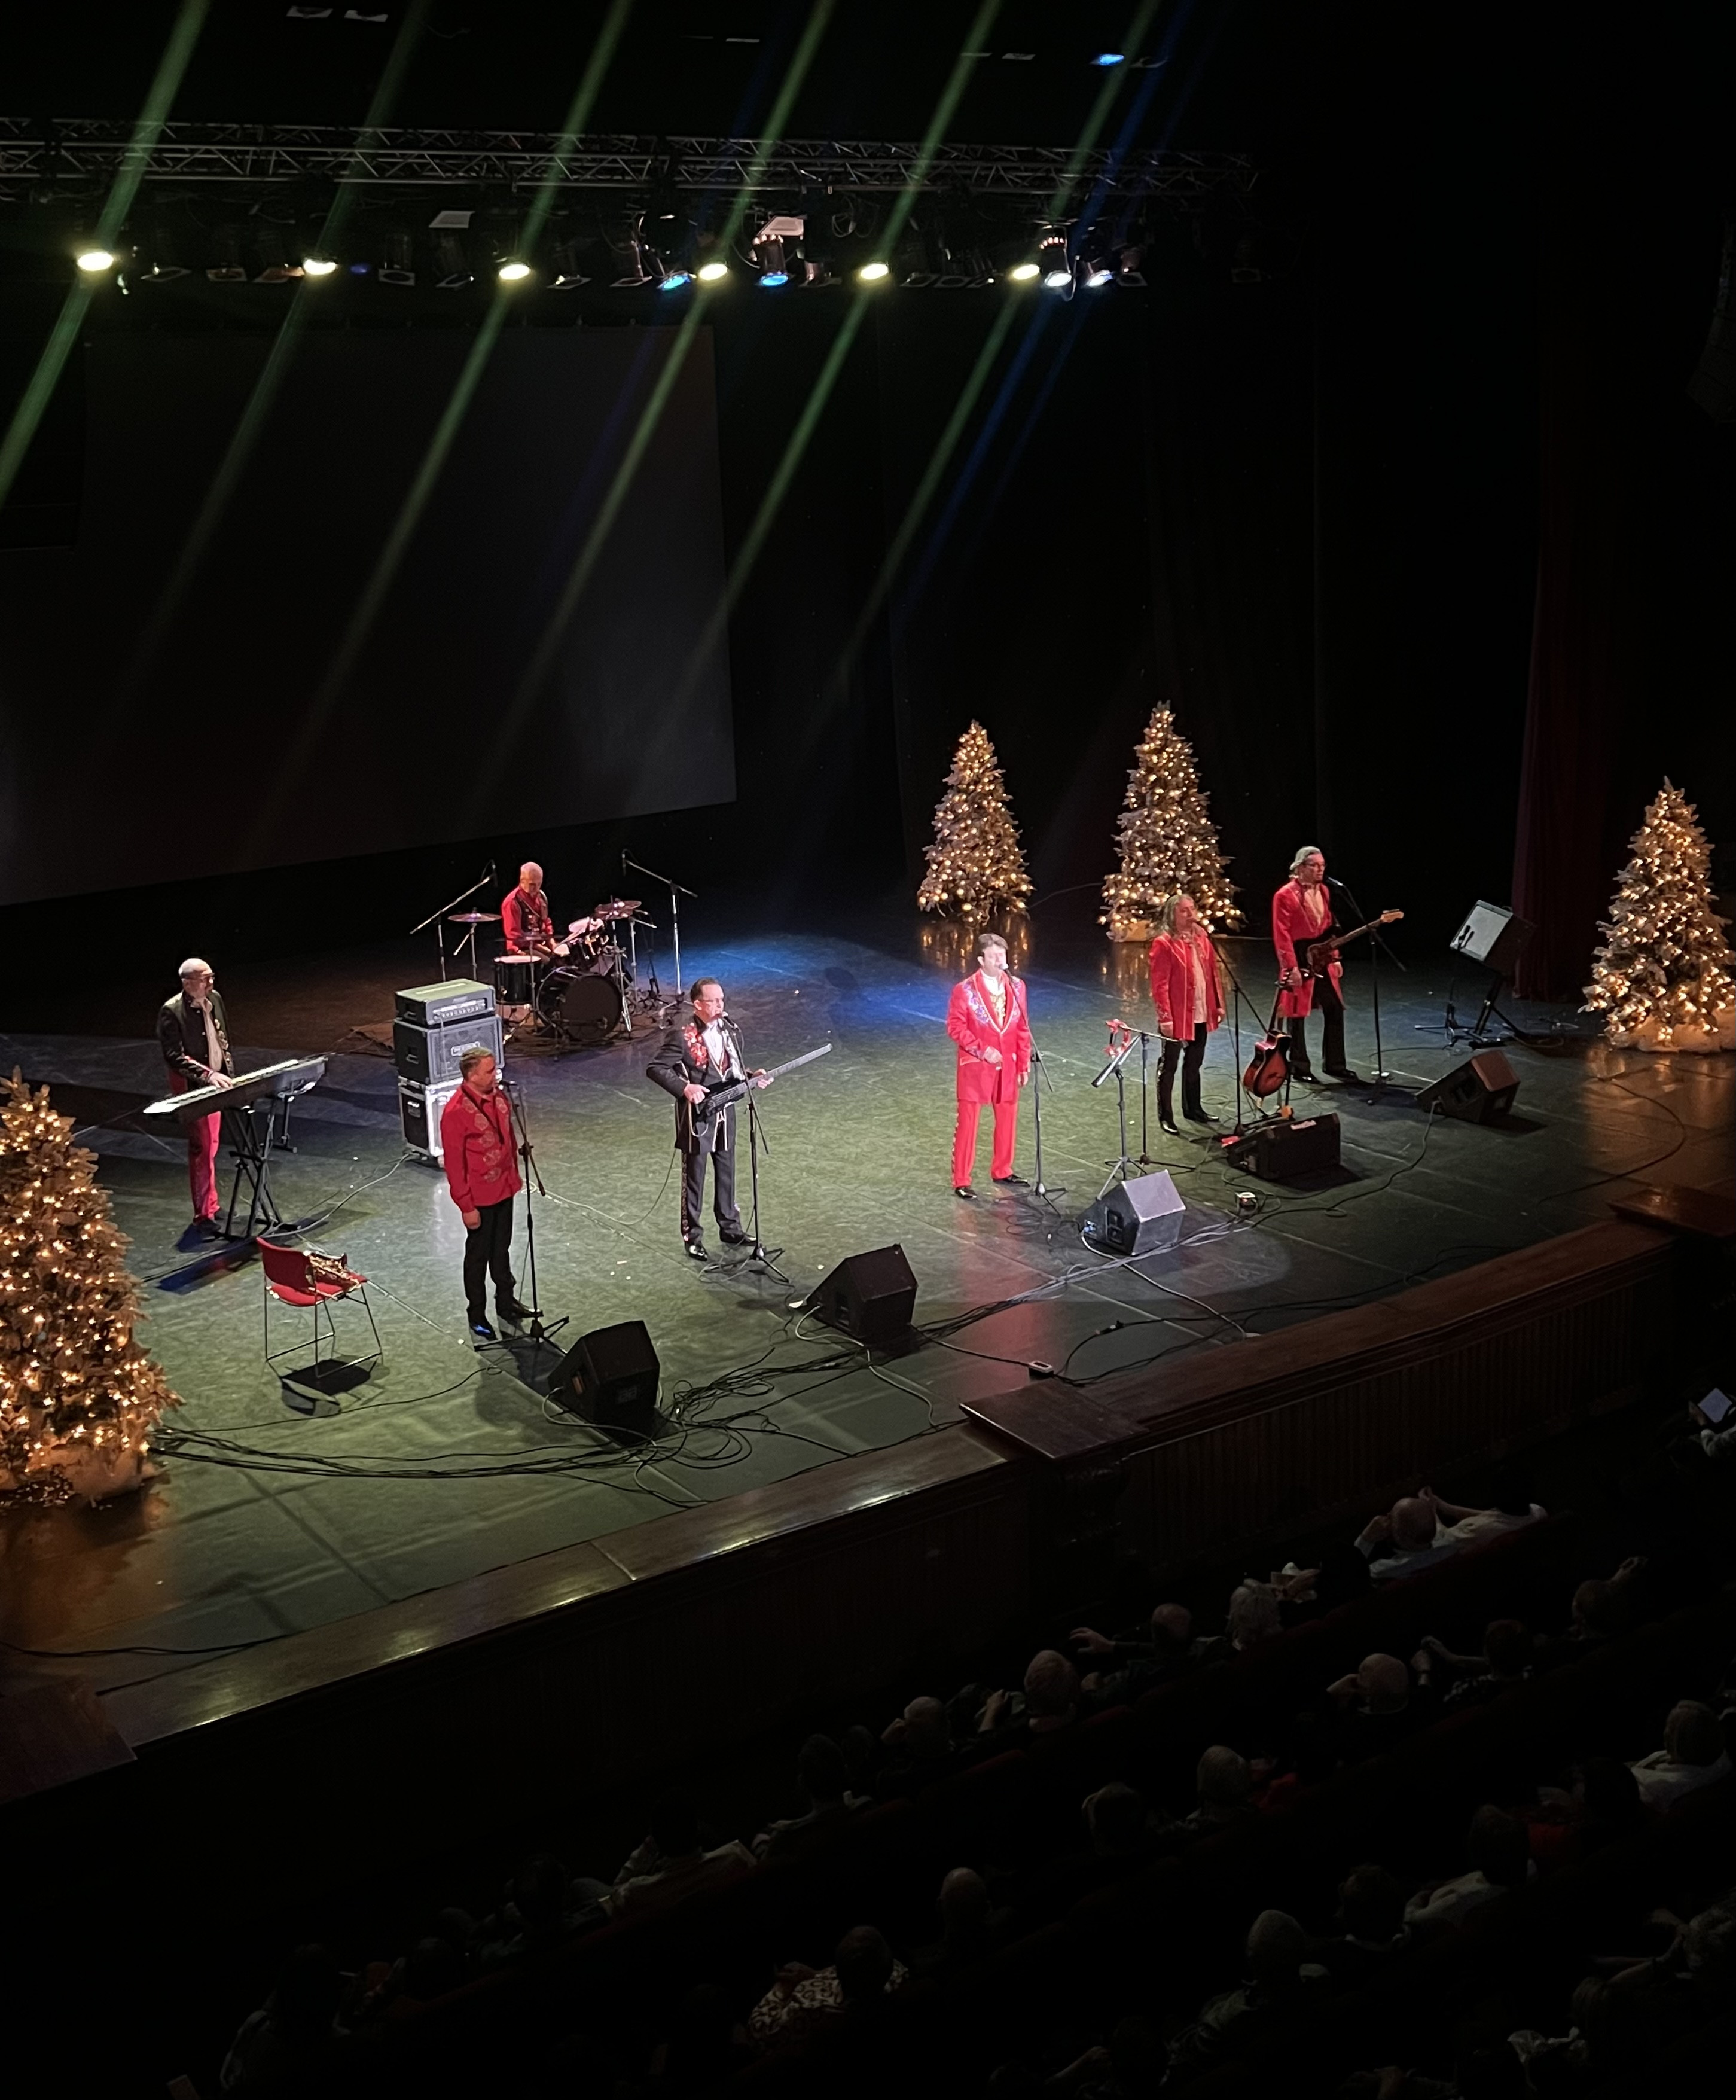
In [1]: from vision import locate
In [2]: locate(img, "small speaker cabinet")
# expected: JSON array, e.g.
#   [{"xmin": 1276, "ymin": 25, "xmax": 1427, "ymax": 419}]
[
  {"xmin": 549, "ymin": 1321, "xmax": 661, "ymax": 1440},
  {"xmin": 1081, "ymin": 1170, "xmax": 1186, "ymax": 1257},
  {"xmin": 809, "ymin": 1246, "xmax": 919, "ymax": 1348}
]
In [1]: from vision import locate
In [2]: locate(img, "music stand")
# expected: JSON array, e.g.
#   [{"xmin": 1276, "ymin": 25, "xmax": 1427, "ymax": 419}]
[{"xmin": 1441, "ymin": 901, "xmax": 1537, "ymax": 1047}]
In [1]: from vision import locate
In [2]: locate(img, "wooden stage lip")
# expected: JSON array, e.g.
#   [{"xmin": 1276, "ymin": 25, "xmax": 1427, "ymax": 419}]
[{"xmin": 86, "ymin": 1209, "xmax": 1709, "ymax": 1819}]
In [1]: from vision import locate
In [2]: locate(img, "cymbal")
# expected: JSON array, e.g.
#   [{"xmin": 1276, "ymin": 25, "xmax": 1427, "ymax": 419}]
[
  {"xmin": 449, "ymin": 911, "xmax": 502, "ymax": 923},
  {"xmin": 593, "ymin": 898, "xmax": 642, "ymax": 919}
]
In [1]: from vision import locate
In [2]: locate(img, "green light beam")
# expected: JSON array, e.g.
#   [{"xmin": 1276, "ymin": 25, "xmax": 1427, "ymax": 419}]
[{"xmin": 0, "ymin": 0, "xmax": 211, "ymax": 514}]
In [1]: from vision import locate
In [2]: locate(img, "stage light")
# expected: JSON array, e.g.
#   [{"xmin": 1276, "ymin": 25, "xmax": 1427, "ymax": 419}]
[
  {"xmin": 1008, "ymin": 260, "xmax": 1040, "ymax": 282},
  {"xmin": 858, "ymin": 260, "xmax": 890, "ymax": 281},
  {"xmin": 205, "ymin": 225, "xmax": 249, "ymax": 282},
  {"xmin": 1039, "ymin": 231, "xmax": 1072, "ymax": 289},
  {"xmin": 1093, "ymin": 52, "xmax": 1126, "ymax": 66},
  {"xmin": 498, "ymin": 258, "xmax": 532, "ymax": 282},
  {"xmin": 760, "ymin": 268, "xmax": 789, "ymax": 288},
  {"xmin": 252, "ymin": 222, "xmax": 303, "ymax": 283},
  {"xmin": 696, "ymin": 259, "xmax": 729, "ymax": 281},
  {"xmin": 1083, "ymin": 259, "xmax": 1113, "ymax": 288},
  {"xmin": 301, "ymin": 252, "xmax": 338, "ymax": 276},
  {"xmin": 435, "ymin": 233, "xmax": 473, "ymax": 288},
  {"xmin": 75, "ymin": 247, "xmax": 116, "ymax": 273},
  {"xmin": 379, "ymin": 229, "xmax": 417, "ymax": 286},
  {"xmin": 658, "ymin": 268, "xmax": 691, "ymax": 291}
]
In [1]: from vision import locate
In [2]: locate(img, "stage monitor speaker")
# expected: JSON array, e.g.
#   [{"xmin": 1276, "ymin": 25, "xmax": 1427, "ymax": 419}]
[
  {"xmin": 548, "ymin": 1319, "xmax": 660, "ymax": 1438},
  {"xmin": 810, "ymin": 1245, "xmax": 918, "ymax": 1348},
  {"xmin": 1081, "ymin": 1170, "xmax": 1186, "ymax": 1257},
  {"xmin": 1450, "ymin": 901, "xmax": 1534, "ymax": 980},
  {"xmin": 1226, "ymin": 1113, "xmax": 1341, "ymax": 1182},
  {"xmin": 1417, "ymin": 1050, "xmax": 1519, "ymax": 1123}
]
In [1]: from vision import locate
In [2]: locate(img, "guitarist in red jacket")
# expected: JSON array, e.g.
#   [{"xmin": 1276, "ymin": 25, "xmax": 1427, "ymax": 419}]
[
  {"xmin": 947, "ymin": 932, "xmax": 1033, "ymax": 1197},
  {"xmin": 1271, "ymin": 845, "xmax": 1360, "ymax": 1084}
]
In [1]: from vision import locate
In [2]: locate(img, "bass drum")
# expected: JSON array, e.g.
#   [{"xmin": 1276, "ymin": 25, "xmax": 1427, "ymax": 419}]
[{"xmin": 538, "ymin": 970, "xmax": 624, "ymax": 1046}]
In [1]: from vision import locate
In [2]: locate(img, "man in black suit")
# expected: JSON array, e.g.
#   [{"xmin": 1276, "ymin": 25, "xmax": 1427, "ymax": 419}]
[
  {"xmin": 646, "ymin": 977, "xmax": 771, "ymax": 1259},
  {"xmin": 156, "ymin": 957, "xmax": 234, "ymax": 1236}
]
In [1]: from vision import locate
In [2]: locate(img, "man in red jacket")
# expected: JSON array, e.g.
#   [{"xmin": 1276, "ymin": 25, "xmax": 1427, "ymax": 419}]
[
  {"xmin": 947, "ymin": 932, "xmax": 1032, "ymax": 1198},
  {"xmin": 439, "ymin": 1046, "xmax": 531, "ymax": 1341},
  {"xmin": 1148, "ymin": 894, "xmax": 1225, "ymax": 1133}
]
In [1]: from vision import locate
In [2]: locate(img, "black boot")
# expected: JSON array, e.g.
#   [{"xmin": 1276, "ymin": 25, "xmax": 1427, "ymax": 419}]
[
  {"xmin": 1157, "ymin": 1077, "xmax": 1180, "ymax": 1136},
  {"xmin": 1288, "ymin": 1016, "xmax": 1318, "ymax": 1082},
  {"xmin": 1182, "ymin": 1075, "xmax": 1219, "ymax": 1125}
]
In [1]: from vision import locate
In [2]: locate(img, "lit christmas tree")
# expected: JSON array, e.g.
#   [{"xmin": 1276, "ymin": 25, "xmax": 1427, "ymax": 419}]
[
  {"xmin": 917, "ymin": 721, "xmax": 1033, "ymax": 924},
  {"xmin": 1584, "ymin": 781, "xmax": 1735, "ymax": 1053},
  {"xmin": 1101, "ymin": 705, "xmax": 1241, "ymax": 940},
  {"xmin": 0, "ymin": 1072, "xmax": 178, "ymax": 1504}
]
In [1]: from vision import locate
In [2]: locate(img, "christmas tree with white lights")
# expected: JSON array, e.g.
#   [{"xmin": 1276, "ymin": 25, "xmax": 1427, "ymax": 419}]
[
  {"xmin": 917, "ymin": 721, "xmax": 1033, "ymax": 924},
  {"xmin": 0, "ymin": 1072, "xmax": 178, "ymax": 1504},
  {"xmin": 1584, "ymin": 781, "xmax": 1735, "ymax": 1053},
  {"xmin": 1101, "ymin": 705, "xmax": 1241, "ymax": 940}
]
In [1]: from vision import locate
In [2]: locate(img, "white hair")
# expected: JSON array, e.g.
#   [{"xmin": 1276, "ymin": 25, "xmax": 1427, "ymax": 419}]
[
  {"xmin": 520, "ymin": 861, "xmax": 542, "ymax": 880},
  {"xmin": 1289, "ymin": 844, "xmax": 1324, "ymax": 876},
  {"xmin": 178, "ymin": 957, "xmax": 213, "ymax": 980}
]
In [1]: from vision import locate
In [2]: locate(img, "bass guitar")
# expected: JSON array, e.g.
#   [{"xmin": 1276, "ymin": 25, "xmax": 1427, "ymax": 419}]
[
  {"xmin": 688, "ymin": 1043, "xmax": 832, "ymax": 1142},
  {"xmin": 1305, "ymin": 909, "xmax": 1404, "ymax": 973},
  {"xmin": 1241, "ymin": 985, "xmax": 1298, "ymax": 1099}
]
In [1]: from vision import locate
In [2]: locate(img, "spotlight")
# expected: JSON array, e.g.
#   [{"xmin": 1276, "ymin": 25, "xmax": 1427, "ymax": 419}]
[
  {"xmin": 612, "ymin": 236, "xmax": 655, "ymax": 288},
  {"xmin": 1007, "ymin": 260, "xmax": 1040, "ymax": 282},
  {"xmin": 379, "ymin": 230, "xmax": 417, "ymax": 286},
  {"xmin": 1082, "ymin": 258, "xmax": 1113, "ymax": 288},
  {"xmin": 858, "ymin": 260, "xmax": 890, "ymax": 281},
  {"xmin": 1093, "ymin": 52, "xmax": 1126, "ymax": 66},
  {"xmin": 1039, "ymin": 231, "xmax": 1072, "ymax": 289},
  {"xmin": 696, "ymin": 258, "xmax": 729, "ymax": 282},
  {"xmin": 756, "ymin": 240, "xmax": 789, "ymax": 288},
  {"xmin": 752, "ymin": 215, "xmax": 803, "ymax": 290},
  {"xmin": 435, "ymin": 233, "xmax": 472, "ymax": 289},
  {"xmin": 253, "ymin": 223, "xmax": 304, "ymax": 283},
  {"xmin": 658, "ymin": 268, "xmax": 691, "ymax": 291},
  {"xmin": 497, "ymin": 258, "xmax": 532, "ymax": 282},
  {"xmin": 75, "ymin": 247, "xmax": 116, "ymax": 273},
  {"xmin": 301, "ymin": 252, "xmax": 338, "ymax": 277},
  {"xmin": 205, "ymin": 225, "xmax": 249, "ymax": 282}
]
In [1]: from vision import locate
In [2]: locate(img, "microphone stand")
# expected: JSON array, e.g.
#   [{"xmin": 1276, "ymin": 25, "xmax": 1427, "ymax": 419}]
[
  {"xmin": 716, "ymin": 1019, "xmax": 787, "ymax": 1283},
  {"xmin": 1330, "ymin": 877, "xmax": 1408, "ymax": 1103},
  {"xmin": 624, "ymin": 856, "xmax": 695, "ymax": 1007},
  {"xmin": 502, "ymin": 1079, "xmax": 567, "ymax": 1350},
  {"xmin": 1214, "ymin": 938, "xmax": 1260, "ymax": 1137},
  {"xmin": 1136, "ymin": 1029, "xmax": 1154, "ymax": 1164},
  {"xmin": 1091, "ymin": 1030, "xmax": 1140, "ymax": 1199},
  {"xmin": 1027, "ymin": 1045, "xmax": 1066, "ymax": 1212},
  {"xmin": 410, "ymin": 864, "xmax": 495, "ymax": 983}
]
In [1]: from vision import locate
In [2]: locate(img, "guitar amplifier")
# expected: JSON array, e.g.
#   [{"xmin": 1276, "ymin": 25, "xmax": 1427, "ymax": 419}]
[
  {"xmin": 1225, "ymin": 1113, "xmax": 1341, "ymax": 1182},
  {"xmin": 399, "ymin": 1077, "xmax": 460, "ymax": 1163},
  {"xmin": 394, "ymin": 978, "xmax": 497, "ymax": 1029},
  {"xmin": 393, "ymin": 1012, "xmax": 504, "ymax": 1086}
]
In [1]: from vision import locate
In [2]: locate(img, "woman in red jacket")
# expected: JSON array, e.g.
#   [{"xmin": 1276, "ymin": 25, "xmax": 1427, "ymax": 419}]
[{"xmin": 1148, "ymin": 894, "xmax": 1225, "ymax": 1133}]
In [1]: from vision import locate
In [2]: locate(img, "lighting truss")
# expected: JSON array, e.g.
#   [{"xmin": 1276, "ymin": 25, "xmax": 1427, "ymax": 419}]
[{"xmin": 0, "ymin": 120, "xmax": 1254, "ymax": 204}]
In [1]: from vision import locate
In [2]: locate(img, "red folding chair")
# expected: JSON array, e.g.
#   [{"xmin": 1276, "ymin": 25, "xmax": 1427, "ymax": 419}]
[{"xmin": 260, "ymin": 1238, "xmax": 382, "ymax": 1386}]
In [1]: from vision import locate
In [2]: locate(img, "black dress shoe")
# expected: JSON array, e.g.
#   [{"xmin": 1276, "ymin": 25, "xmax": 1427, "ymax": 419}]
[
  {"xmin": 1325, "ymin": 1066, "xmax": 1363, "ymax": 1084},
  {"xmin": 193, "ymin": 1215, "xmax": 224, "ymax": 1240},
  {"xmin": 683, "ymin": 1237, "xmax": 708, "ymax": 1260},
  {"xmin": 469, "ymin": 1318, "xmax": 497, "ymax": 1343},
  {"xmin": 718, "ymin": 1227, "xmax": 750, "ymax": 1246},
  {"xmin": 1291, "ymin": 1067, "xmax": 1322, "ymax": 1085},
  {"xmin": 954, "ymin": 1185, "xmax": 975, "ymax": 1200},
  {"xmin": 993, "ymin": 1173, "xmax": 1029, "ymax": 1187},
  {"xmin": 496, "ymin": 1300, "xmax": 533, "ymax": 1324},
  {"xmin": 1158, "ymin": 1116, "xmax": 1181, "ymax": 1136},
  {"xmin": 1183, "ymin": 1108, "xmax": 1221, "ymax": 1125}
]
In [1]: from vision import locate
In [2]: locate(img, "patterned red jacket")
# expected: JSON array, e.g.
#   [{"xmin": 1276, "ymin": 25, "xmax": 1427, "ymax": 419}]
[
  {"xmin": 946, "ymin": 972, "xmax": 1032, "ymax": 1101},
  {"xmin": 440, "ymin": 1081, "xmax": 523, "ymax": 1212}
]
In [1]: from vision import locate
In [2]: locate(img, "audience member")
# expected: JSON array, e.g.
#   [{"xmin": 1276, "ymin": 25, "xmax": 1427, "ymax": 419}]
[
  {"xmin": 1412, "ymin": 1617, "xmax": 1534, "ymax": 1710},
  {"xmin": 875, "ymin": 1694, "xmax": 958, "ymax": 1794},
  {"xmin": 1404, "ymin": 1806, "xmax": 1533, "ymax": 1934},
  {"xmin": 1072, "ymin": 1602, "xmax": 1196, "ymax": 1702},
  {"xmin": 978, "ymin": 1650, "xmax": 1082, "ymax": 1744},
  {"xmin": 220, "ymin": 1944, "xmax": 347, "ymax": 2092},
  {"xmin": 1355, "ymin": 1485, "xmax": 1543, "ymax": 1582},
  {"xmin": 604, "ymin": 1796, "xmax": 755, "ymax": 1921},
  {"xmin": 1628, "ymin": 1699, "xmax": 1731, "ymax": 1808},
  {"xmin": 747, "ymin": 1924, "xmax": 908, "ymax": 2045},
  {"xmin": 1326, "ymin": 1653, "xmax": 1422, "ymax": 1760},
  {"xmin": 908, "ymin": 1866, "xmax": 1013, "ymax": 1977},
  {"xmin": 480, "ymin": 1855, "xmax": 585, "ymax": 1964},
  {"xmin": 1518, "ymin": 1754, "xmax": 1648, "ymax": 1869},
  {"xmin": 1168, "ymin": 1909, "xmax": 1327, "ymax": 2075},
  {"xmin": 1534, "ymin": 1557, "xmax": 1647, "ymax": 1669},
  {"xmin": 752, "ymin": 1733, "xmax": 864, "ymax": 1857},
  {"xmin": 1315, "ymin": 1864, "xmax": 1412, "ymax": 1984},
  {"xmin": 1171, "ymin": 1746, "xmax": 1258, "ymax": 1839}
]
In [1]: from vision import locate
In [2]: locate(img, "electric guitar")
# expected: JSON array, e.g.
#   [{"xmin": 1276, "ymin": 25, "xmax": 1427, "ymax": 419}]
[
  {"xmin": 688, "ymin": 1043, "xmax": 832, "ymax": 1142},
  {"xmin": 1304, "ymin": 909, "xmax": 1404, "ymax": 973}
]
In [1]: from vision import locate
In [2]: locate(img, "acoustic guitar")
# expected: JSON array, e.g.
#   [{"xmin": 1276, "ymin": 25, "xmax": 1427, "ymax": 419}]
[{"xmin": 1241, "ymin": 985, "xmax": 1297, "ymax": 1099}]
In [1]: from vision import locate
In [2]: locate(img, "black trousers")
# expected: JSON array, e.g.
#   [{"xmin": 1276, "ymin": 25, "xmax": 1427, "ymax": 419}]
[
  {"xmin": 1290, "ymin": 974, "xmax": 1346, "ymax": 1076},
  {"xmin": 1157, "ymin": 1025, "xmax": 1209, "ymax": 1120},
  {"xmin": 681, "ymin": 1119, "xmax": 742, "ymax": 1240},
  {"xmin": 463, "ymin": 1196, "xmax": 517, "ymax": 1319}
]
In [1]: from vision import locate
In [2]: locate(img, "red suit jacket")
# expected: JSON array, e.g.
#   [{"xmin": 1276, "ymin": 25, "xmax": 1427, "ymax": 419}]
[
  {"xmin": 1271, "ymin": 880, "xmax": 1341, "ymax": 1019},
  {"xmin": 1148, "ymin": 932, "xmax": 1225, "ymax": 1039},
  {"xmin": 501, "ymin": 886, "xmax": 555, "ymax": 954},
  {"xmin": 947, "ymin": 972, "xmax": 1032, "ymax": 1102},
  {"xmin": 440, "ymin": 1082, "xmax": 524, "ymax": 1212}
]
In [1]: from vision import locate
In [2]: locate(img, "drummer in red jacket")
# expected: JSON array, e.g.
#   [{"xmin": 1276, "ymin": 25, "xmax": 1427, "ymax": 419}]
[
  {"xmin": 1147, "ymin": 894, "xmax": 1225, "ymax": 1134},
  {"xmin": 440, "ymin": 1046, "xmax": 530, "ymax": 1342},
  {"xmin": 946, "ymin": 931, "xmax": 1033, "ymax": 1198}
]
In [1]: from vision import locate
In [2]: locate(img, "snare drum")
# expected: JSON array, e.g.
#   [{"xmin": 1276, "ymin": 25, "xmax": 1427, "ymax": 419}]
[{"xmin": 538, "ymin": 971, "xmax": 625, "ymax": 1046}]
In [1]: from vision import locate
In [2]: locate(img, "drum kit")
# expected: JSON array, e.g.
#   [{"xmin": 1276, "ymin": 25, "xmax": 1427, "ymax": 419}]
[{"xmin": 451, "ymin": 897, "xmax": 665, "ymax": 1051}]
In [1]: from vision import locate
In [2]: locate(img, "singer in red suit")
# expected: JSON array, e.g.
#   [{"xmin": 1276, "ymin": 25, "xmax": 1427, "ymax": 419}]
[
  {"xmin": 1271, "ymin": 845, "xmax": 1357, "ymax": 1083},
  {"xmin": 947, "ymin": 931, "xmax": 1033, "ymax": 1197}
]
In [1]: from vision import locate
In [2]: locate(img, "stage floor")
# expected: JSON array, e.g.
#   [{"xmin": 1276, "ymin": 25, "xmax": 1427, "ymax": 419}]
[{"xmin": 2, "ymin": 905, "xmax": 1728, "ymax": 1696}]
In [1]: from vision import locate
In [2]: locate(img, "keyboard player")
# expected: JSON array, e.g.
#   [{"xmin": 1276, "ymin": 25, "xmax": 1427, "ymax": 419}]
[{"xmin": 157, "ymin": 958, "xmax": 234, "ymax": 1238}]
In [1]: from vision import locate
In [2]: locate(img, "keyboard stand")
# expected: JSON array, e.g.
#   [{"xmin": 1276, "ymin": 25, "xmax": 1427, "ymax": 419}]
[{"xmin": 222, "ymin": 1102, "xmax": 286, "ymax": 1240}]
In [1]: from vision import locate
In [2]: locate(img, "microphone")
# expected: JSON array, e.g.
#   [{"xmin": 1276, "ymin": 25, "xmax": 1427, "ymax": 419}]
[{"xmin": 1325, "ymin": 876, "xmax": 1347, "ymax": 889}]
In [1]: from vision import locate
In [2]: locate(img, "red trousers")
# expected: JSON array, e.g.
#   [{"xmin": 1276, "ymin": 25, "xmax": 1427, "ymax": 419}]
[
  {"xmin": 952, "ymin": 1096, "xmax": 1019, "ymax": 1187},
  {"xmin": 169, "ymin": 1071, "xmax": 222, "ymax": 1220}
]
